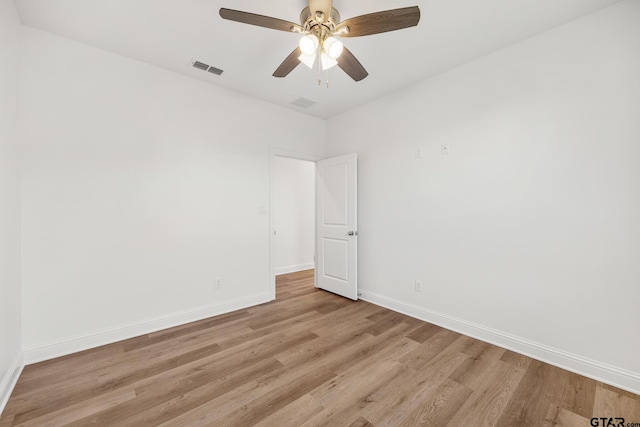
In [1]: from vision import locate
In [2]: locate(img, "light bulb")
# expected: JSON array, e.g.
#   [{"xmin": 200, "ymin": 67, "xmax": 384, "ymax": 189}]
[
  {"xmin": 299, "ymin": 34, "xmax": 319, "ymax": 56},
  {"xmin": 298, "ymin": 52, "xmax": 316, "ymax": 69},
  {"xmin": 323, "ymin": 36, "xmax": 344, "ymax": 59}
]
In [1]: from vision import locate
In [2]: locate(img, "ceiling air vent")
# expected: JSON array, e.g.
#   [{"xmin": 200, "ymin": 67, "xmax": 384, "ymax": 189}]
[
  {"xmin": 192, "ymin": 60, "xmax": 224, "ymax": 76},
  {"xmin": 292, "ymin": 97, "xmax": 316, "ymax": 108},
  {"xmin": 207, "ymin": 66, "xmax": 223, "ymax": 76},
  {"xmin": 192, "ymin": 61, "xmax": 209, "ymax": 71}
]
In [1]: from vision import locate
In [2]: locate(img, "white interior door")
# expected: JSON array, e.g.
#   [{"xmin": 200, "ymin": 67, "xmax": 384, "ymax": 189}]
[{"xmin": 316, "ymin": 153, "xmax": 358, "ymax": 300}]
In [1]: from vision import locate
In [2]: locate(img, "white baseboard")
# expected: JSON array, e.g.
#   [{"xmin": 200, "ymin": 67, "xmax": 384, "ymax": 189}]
[
  {"xmin": 275, "ymin": 262, "xmax": 315, "ymax": 276},
  {"xmin": 360, "ymin": 290, "xmax": 640, "ymax": 395},
  {"xmin": 24, "ymin": 293, "xmax": 271, "ymax": 365},
  {"xmin": 0, "ymin": 352, "xmax": 24, "ymax": 417}
]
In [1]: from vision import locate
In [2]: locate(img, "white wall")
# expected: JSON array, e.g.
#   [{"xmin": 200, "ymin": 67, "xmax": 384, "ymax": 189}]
[
  {"xmin": 0, "ymin": 0, "xmax": 23, "ymax": 413},
  {"xmin": 274, "ymin": 157, "xmax": 315, "ymax": 275},
  {"xmin": 10, "ymin": 0, "xmax": 640, "ymax": 398},
  {"xmin": 326, "ymin": 0, "xmax": 640, "ymax": 393},
  {"xmin": 19, "ymin": 27, "xmax": 325, "ymax": 361}
]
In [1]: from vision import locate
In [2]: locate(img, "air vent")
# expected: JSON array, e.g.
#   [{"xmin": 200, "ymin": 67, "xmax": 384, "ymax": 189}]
[
  {"xmin": 292, "ymin": 97, "xmax": 316, "ymax": 108},
  {"xmin": 192, "ymin": 61, "xmax": 209, "ymax": 71},
  {"xmin": 192, "ymin": 60, "xmax": 224, "ymax": 76}
]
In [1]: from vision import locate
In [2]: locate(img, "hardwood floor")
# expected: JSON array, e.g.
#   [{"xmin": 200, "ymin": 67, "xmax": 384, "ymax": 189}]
[{"xmin": 1, "ymin": 269, "xmax": 639, "ymax": 426}]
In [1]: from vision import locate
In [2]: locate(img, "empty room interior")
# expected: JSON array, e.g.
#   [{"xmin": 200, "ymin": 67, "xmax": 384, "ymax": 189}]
[{"xmin": 1, "ymin": 0, "xmax": 639, "ymax": 425}]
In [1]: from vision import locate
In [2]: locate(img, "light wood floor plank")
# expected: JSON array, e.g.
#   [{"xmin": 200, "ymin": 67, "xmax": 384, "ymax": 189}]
[
  {"xmin": 336, "ymin": 345, "xmax": 471, "ymax": 426},
  {"xmin": 1, "ymin": 269, "xmax": 638, "ymax": 426},
  {"xmin": 594, "ymin": 384, "xmax": 640, "ymax": 422},
  {"xmin": 395, "ymin": 379, "xmax": 474, "ymax": 427},
  {"xmin": 252, "ymin": 394, "xmax": 324, "ymax": 427},
  {"xmin": 542, "ymin": 405, "xmax": 590, "ymax": 427}
]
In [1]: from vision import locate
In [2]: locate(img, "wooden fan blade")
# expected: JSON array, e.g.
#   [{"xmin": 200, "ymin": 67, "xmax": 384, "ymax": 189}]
[
  {"xmin": 337, "ymin": 6, "xmax": 420, "ymax": 38},
  {"xmin": 273, "ymin": 48, "xmax": 302, "ymax": 78},
  {"xmin": 337, "ymin": 47, "xmax": 368, "ymax": 82},
  {"xmin": 219, "ymin": 8, "xmax": 302, "ymax": 32}
]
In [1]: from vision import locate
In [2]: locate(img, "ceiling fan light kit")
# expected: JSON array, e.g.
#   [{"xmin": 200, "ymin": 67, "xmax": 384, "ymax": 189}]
[
  {"xmin": 320, "ymin": 53, "xmax": 337, "ymax": 71},
  {"xmin": 219, "ymin": 1, "xmax": 420, "ymax": 83},
  {"xmin": 297, "ymin": 35, "xmax": 343, "ymax": 71},
  {"xmin": 324, "ymin": 37, "xmax": 344, "ymax": 60},
  {"xmin": 298, "ymin": 52, "xmax": 317, "ymax": 69},
  {"xmin": 299, "ymin": 34, "xmax": 319, "ymax": 56}
]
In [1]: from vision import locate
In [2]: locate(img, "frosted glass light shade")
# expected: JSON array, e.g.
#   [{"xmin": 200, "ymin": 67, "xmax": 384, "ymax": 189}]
[
  {"xmin": 299, "ymin": 34, "xmax": 319, "ymax": 55},
  {"xmin": 298, "ymin": 52, "xmax": 316, "ymax": 69},
  {"xmin": 320, "ymin": 52, "xmax": 337, "ymax": 70},
  {"xmin": 323, "ymin": 37, "xmax": 344, "ymax": 59}
]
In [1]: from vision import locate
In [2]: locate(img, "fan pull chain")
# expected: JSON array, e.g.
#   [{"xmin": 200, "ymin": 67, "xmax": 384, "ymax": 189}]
[{"xmin": 314, "ymin": 52, "xmax": 331, "ymax": 88}]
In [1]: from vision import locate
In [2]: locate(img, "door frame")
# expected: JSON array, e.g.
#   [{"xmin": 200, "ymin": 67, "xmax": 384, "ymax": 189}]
[{"xmin": 269, "ymin": 148, "xmax": 323, "ymax": 301}]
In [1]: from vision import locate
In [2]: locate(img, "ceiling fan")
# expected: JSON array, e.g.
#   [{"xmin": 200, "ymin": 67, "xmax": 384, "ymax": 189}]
[{"xmin": 219, "ymin": 0, "xmax": 420, "ymax": 82}]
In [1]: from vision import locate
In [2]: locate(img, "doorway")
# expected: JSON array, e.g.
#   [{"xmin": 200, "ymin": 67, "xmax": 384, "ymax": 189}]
[
  {"xmin": 269, "ymin": 149, "xmax": 359, "ymax": 301},
  {"xmin": 274, "ymin": 156, "xmax": 315, "ymax": 274},
  {"xmin": 269, "ymin": 149, "xmax": 322, "ymax": 300}
]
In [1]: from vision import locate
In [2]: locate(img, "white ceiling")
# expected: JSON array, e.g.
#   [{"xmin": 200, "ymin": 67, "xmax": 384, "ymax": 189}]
[{"xmin": 15, "ymin": 0, "xmax": 621, "ymax": 119}]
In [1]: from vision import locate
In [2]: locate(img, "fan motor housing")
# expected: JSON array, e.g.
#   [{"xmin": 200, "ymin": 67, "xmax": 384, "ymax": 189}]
[{"xmin": 300, "ymin": 6, "xmax": 340, "ymax": 35}]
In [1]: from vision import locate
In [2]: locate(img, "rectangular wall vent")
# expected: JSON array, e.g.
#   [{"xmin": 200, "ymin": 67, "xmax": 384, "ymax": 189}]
[
  {"xmin": 292, "ymin": 97, "xmax": 316, "ymax": 108},
  {"xmin": 192, "ymin": 60, "xmax": 224, "ymax": 76}
]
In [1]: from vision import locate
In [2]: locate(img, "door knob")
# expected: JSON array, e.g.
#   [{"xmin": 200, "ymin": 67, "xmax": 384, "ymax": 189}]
[{"xmin": 347, "ymin": 231, "xmax": 358, "ymax": 236}]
